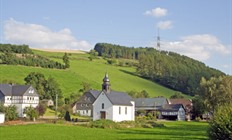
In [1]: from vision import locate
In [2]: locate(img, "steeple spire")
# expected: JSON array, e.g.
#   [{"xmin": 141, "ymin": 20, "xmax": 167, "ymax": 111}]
[{"xmin": 102, "ymin": 72, "xmax": 110, "ymax": 93}]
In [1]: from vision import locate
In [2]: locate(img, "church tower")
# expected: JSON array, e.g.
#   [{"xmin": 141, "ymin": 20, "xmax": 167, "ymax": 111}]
[{"xmin": 102, "ymin": 72, "xmax": 110, "ymax": 93}]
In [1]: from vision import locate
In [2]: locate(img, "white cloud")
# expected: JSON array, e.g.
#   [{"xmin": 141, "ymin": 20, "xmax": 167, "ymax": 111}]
[
  {"xmin": 157, "ymin": 21, "xmax": 172, "ymax": 30},
  {"xmin": 4, "ymin": 18, "xmax": 92, "ymax": 51},
  {"xmin": 153, "ymin": 34, "xmax": 231, "ymax": 61},
  {"xmin": 144, "ymin": 7, "xmax": 167, "ymax": 17}
]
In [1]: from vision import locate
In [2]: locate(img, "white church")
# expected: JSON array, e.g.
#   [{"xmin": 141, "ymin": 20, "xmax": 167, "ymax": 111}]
[{"xmin": 92, "ymin": 73, "xmax": 135, "ymax": 122}]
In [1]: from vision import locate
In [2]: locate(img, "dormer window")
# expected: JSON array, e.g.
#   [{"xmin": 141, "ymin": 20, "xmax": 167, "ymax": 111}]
[{"xmin": 29, "ymin": 89, "xmax": 34, "ymax": 94}]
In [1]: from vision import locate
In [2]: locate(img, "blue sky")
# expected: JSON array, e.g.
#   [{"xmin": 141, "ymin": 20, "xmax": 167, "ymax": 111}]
[{"xmin": 0, "ymin": 0, "xmax": 231, "ymax": 75}]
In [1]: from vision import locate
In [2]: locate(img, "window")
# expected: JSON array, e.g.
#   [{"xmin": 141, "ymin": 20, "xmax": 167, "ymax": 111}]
[
  {"xmin": 102, "ymin": 103, "xmax": 104, "ymax": 109},
  {"xmin": 125, "ymin": 107, "xmax": 127, "ymax": 115},
  {"xmin": 119, "ymin": 107, "xmax": 121, "ymax": 115}
]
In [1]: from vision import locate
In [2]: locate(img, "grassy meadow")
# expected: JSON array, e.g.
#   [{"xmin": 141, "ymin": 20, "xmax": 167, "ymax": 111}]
[
  {"xmin": 0, "ymin": 49, "xmax": 180, "ymax": 98},
  {"xmin": 0, "ymin": 121, "xmax": 208, "ymax": 140}
]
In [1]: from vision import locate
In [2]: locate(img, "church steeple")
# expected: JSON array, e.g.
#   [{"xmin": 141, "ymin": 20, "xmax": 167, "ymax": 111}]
[{"xmin": 102, "ymin": 72, "xmax": 110, "ymax": 93}]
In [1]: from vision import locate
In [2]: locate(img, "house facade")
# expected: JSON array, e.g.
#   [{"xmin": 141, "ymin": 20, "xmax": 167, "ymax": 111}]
[
  {"xmin": 0, "ymin": 84, "xmax": 39, "ymax": 117},
  {"xmin": 92, "ymin": 73, "xmax": 135, "ymax": 122},
  {"xmin": 76, "ymin": 90, "xmax": 100, "ymax": 116},
  {"xmin": 161, "ymin": 104, "xmax": 186, "ymax": 121}
]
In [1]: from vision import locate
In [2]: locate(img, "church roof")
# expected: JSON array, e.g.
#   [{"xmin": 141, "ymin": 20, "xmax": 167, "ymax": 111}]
[
  {"xmin": 103, "ymin": 90, "xmax": 133, "ymax": 106},
  {"xmin": 103, "ymin": 73, "xmax": 110, "ymax": 82}
]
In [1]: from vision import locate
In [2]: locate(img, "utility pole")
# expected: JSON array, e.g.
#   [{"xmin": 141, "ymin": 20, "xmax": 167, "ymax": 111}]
[{"xmin": 55, "ymin": 94, "xmax": 58, "ymax": 119}]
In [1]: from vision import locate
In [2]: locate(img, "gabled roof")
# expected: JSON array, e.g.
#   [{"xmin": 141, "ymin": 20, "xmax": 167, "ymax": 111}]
[
  {"xmin": 0, "ymin": 84, "xmax": 37, "ymax": 96},
  {"xmin": 12, "ymin": 85, "xmax": 31, "ymax": 96},
  {"xmin": 88, "ymin": 90, "xmax": 101, "ymax": 99},
  {"xmin": 103, "ymin": 90, "xmax": 133, "ymax": 106},
  {"xmin": 161, "ymin": 104, "xmax": 185, "ymax": 112},
  {"xmin": 134, "ymin": 97, "xmax": 168, "ymax": 107},
  {"xmin": 169, "ymin": 99, "xmax": 192, "ymax": 107},
  {"xmin": 0, "ymin": 84, "xmax": 12, "ymax": 96}
]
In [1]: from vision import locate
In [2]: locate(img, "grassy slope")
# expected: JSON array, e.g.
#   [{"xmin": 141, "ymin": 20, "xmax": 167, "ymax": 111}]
[
  {"xmin": 0, "ymin": 121, "xmax": 208, "ymax": 140},
  {"xmin": 0, "ymin": 49, "xmax": 180, "ymax": 98}
]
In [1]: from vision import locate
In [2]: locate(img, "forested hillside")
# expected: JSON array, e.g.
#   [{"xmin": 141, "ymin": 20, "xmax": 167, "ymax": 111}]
[
  {"xmin": 0, "ymin": 44, "xmax": 66, "ymax": 69},
  {"xmin": 94, "ymin": 43, "xmax": 225, "ymax": 95},
  {"xmin": 0, "ymin": 44, "xmax": 178, "ymax": 98}
]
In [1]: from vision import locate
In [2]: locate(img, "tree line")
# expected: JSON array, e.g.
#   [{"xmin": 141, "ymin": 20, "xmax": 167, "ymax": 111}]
[
  {"xmin": 0, "ymin": 44, "xmax": 69, "ymax": 69},
  {"xmin": 94, "ymin": 43, "xmax": 225, "ymax": 95},
  {"xmin": 0, "ymin": 44, "xmax": 33, "ymax": 54}
]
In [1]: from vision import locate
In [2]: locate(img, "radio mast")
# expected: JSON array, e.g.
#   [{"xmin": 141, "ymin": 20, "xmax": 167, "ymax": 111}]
[{"xmin": 156, "ymin": 28, "xmax": 161, "ymax": 52}]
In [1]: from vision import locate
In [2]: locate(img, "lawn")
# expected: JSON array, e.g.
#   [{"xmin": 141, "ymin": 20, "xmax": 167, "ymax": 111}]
[{"xmin": 0, "ymin": 121, "xmax": 208, "ymax": 140}]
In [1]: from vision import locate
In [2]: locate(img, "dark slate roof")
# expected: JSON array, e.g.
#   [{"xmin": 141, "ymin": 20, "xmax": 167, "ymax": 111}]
[
  {"xmin": 88, "ymin": 90, "xmax": 101, "ymax": 99},
  {"xmin": 134, "ymin": 97, "xmax": 168, "ymax": 107},
  {"xmin": 0, "ymin": 84, "xmax": 12, "ymax": 96},
  {"xmin": 161, "ymin": 104, "xmax": 184, "ymax": 112},
  {"xmin": 0, "ymin": 84, "xmax": 36, "ymax": 96},
  {"xmin": 12, "ymin": 85, "xmax": 31, "ymax": 96},
  {"xmin": 104, "ymin": 90, "xmax": 133, "ymax": 106}
]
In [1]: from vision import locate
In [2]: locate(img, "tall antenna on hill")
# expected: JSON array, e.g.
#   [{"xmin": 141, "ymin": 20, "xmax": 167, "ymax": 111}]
[{"xmin": 156, "ymin": 28, "xmax": 161, "ymax": 52}]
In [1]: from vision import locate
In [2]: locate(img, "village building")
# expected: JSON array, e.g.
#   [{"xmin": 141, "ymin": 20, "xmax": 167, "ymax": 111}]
[
  {"xmin": 134, "ymin": 97, "xmax": 168, "ymax": 116},
  {"xmin": 76, "ymin": 90, "xmax": 100, "ymax": 116},
  {"xmin": 0, "ymin": 84, "xmax": 39, "ymax": 117},
  {"xmin": 160, "ymin": 104, "xmax": 186, "ymax": 121},
  {"xmin": 41, "ymin": 99, "xmax": 54, "ymax": 107},
  {"xmin": 92, "ymin": 73, "xmax": 135, "ymax": 122},
  {"xmin": 168, "ymin": 98, "xmax": 192, "ymax": 120}
]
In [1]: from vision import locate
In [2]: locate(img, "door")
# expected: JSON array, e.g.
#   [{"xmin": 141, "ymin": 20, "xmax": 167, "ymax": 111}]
[{"xmin": 100, "ymin": 111, "xmax": 106, "ymax": 119}]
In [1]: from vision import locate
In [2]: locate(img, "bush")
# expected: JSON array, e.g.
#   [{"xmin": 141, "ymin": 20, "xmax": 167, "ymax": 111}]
[
  {"xmin": 208, "ymin": 104, "xmax": 232, "ymax": 140},
  {"xmin": 4, "ymin": 105, "xmax": 18, "ymax": 121},
  {"xmin": 88, "ymin": 120, "xmax": 118, "ymax": 129},
  {"xmin": 195, "ymin": 117, "xmax": 201, "ymax": 122},
  {"xmin": 24, "ymin": 106, "xmax": 38, "ymax": 121}
]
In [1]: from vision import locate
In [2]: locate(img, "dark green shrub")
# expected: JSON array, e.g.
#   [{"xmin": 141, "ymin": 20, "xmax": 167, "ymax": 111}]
[
  {"xmin": 64, "ymin": 111, "xmax": 71, "ymax": 121},
  {"xmin": 208, "ymin": 104, "xmax": 232, "ymax": 140}
]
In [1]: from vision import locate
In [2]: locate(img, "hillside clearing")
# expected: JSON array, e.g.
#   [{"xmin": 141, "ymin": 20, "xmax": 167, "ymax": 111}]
[{"xmin": 0, "ymin": 50, "xmax": 183, "ymax": 98}]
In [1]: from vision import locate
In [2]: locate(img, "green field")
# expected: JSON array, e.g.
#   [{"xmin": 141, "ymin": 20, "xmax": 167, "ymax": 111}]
[
  {"xmin": 0, "ymin": 49, "xmax": 181, "ymax": 98},
  {"xmin": 0, "ymin": 121, "xmax": 208, "ymax": 140}
]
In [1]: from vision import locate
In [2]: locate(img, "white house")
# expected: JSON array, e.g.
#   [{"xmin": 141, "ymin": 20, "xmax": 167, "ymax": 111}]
[
  {"xmin": 0, "ymin": 84, "xmax": 39, "ymax": 117},
  {"xmin": 93, "ymin": 73, "xmax": 135, "ymax": 122}
]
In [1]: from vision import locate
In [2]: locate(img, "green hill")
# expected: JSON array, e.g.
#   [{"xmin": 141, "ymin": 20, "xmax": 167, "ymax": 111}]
[{"xmin": 0, "ymin": 49, "xmax": 178, "ymax": 98}]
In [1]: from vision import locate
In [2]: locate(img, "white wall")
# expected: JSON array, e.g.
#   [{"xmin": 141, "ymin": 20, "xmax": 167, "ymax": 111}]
[
  {"xmin": 0, "ymin": 113, "xmax": 5, "ymax": 123},
  {"xmin": 112, "ymin": 104, "xmax": 134, "ymax": 122},
  {"xmin": 93, "ymin": 92, "xmax": 113, "ymax": 121},
  {"xmin": 77, "ymin": 110, "xmax": 91, "ymax": 116},
  {"xmin": 178, "ymin": 107, "xmax": 186, "ymax": 121}
]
